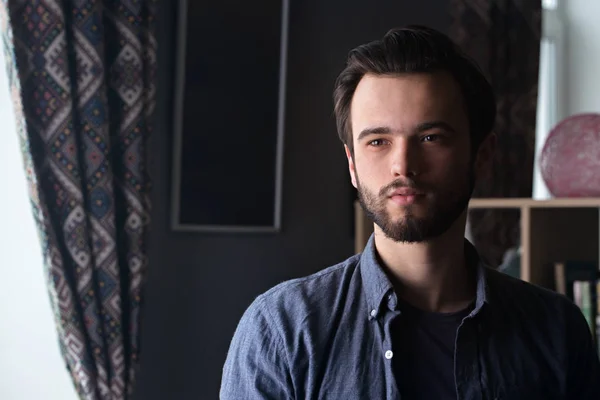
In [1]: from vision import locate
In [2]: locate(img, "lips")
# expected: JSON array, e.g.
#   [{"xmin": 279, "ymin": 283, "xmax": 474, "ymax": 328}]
[
  {"xmin": 387, "ymin": 187, "xmax": 425, "ymax": 206},
  {"xmin": 389, "ymin": 187, "xmax": 423, "ymax": 197}
]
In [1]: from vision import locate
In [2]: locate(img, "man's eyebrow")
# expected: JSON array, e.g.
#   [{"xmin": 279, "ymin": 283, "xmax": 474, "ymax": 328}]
[
  {"xmin": 414, "ymin": 121, "xmax": 457, "ymax": 134},
  {"xmin": 356, "ymin": 121, "xmax": 457, "ymax": 142},
  {"xmin": 357, "ymin": 126, "xmax": 393, "ymax": 142}
]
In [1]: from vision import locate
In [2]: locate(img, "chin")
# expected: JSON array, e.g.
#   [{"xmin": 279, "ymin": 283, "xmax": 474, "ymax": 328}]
[{"xmin": 387, "ymin": 203, "xmax": 428, "ymax": 217}]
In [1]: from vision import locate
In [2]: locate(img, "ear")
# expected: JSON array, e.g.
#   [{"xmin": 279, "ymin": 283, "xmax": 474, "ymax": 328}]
[
  {"xmin": 474, "ymin": 132, "xmax": 496, "ymax": 180},
  {"xmin": 345, "ymin": 145, "xmax": 358, "ymax": 188}
]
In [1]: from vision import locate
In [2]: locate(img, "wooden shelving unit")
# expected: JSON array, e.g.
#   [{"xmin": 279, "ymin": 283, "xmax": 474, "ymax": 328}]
[{"xmin": 354, "ymin": 198, "xmax": 600, "ymax": 289}]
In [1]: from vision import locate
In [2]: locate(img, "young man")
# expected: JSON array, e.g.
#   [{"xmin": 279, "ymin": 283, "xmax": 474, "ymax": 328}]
[{"xmin": 220, "ymin": 26, "xmax": 600, "ymax": 399}]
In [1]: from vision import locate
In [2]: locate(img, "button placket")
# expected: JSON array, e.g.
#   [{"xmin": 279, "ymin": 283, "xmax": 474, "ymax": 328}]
[{"xmin": 380, "ymin": 310, "xmax": 401, "ymax": 399}]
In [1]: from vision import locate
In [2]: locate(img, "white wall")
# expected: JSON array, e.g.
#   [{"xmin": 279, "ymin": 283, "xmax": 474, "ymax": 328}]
[
  {"xmin": 0, "ymin": 46, "xmax": 77, "ymax": 399},
  {"xmin": 564, "ymin": 0, "xmax": 600, "ymax": 115}
]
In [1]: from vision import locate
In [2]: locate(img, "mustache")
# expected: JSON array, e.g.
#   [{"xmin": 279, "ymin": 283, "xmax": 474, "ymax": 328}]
[{"xmin": 379, "ymin": 179, "xmax": 426, "ymax": 197}]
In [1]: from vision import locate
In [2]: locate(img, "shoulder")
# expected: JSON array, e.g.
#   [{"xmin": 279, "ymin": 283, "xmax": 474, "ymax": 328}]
[
  {"xmin": 223, "ymin": 253, "xmax": 362, "ymax": 370},
  {"xmin": 221, "ymin": 254, "xmax": 364, "ymax": 398},
  {"xmin": 487, "ymin": 267, "xmax": 573, "ymax": 308},
  {"xmin": 486, "ymin": 267, "xmax": 584, "ymax": 326},
  {"xmin": 248, "ymin": 253, "xmax": 363, "ymax": 327},
  {"xmin": 262, "ymin": 253, "xmax": 362, "ymax": 298}
]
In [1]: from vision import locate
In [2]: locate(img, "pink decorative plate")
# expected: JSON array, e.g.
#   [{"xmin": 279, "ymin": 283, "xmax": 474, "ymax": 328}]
[{"xmin": 539, "ymin": 113, "xmax": 600, "ymax": 197}]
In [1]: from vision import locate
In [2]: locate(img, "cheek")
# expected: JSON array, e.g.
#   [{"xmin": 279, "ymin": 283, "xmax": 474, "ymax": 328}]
[
  {"xmin": 354, "ymin": 156, "xmax": 388, "ymax": 185},
  {"xmin": 356, "ymin": 148, "xmax": 394, "ymax": 171},
  {"xmin": 420, "ymin": 156, "xmax": 471, "ymax": 193},
  {"xmin": 427, "ymin": 149, "xmax": 470, "ymax": 173}
]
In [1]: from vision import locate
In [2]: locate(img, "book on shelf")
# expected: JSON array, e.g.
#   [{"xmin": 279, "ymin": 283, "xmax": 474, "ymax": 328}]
[
  {"xmin": 553, "ymin": 261, "xmax": 600, "ymax": 354},
  {"xmin": 554, "ymin": 261, "xmax": 598, "ymax": 299},
  {"xmin": 573, "ymin": 280, "xmax": 594, "ymax": 331}
]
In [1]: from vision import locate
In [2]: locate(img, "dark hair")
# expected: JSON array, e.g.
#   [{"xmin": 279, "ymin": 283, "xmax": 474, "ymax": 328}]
[{"xmin": 333, "ymin": 25, "xmax": 496, "ymax": 154}]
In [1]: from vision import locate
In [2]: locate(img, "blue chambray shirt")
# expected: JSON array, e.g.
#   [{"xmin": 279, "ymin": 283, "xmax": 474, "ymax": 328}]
[{"xmin": 220, "ymin": 235, "xmax": 600, "ymax": 399}]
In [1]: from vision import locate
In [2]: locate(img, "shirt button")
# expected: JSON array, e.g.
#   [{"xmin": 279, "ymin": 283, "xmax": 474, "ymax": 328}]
[
  {"xmin": 370, "ymin": 309, "xmax": 377, "ymax": 317},
  {"xmin": 385, "ymin": 350, "xmax": 393, "ymax": 360}
]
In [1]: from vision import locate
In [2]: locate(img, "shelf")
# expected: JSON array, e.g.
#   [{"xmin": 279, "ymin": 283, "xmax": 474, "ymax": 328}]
[
  {"xmin": 469, "ymin": 198, "xmax": 600, "ymax": 285},
  {"xmin": 469, "ymin": 197, "xmax": 600, "ymax": 209}
]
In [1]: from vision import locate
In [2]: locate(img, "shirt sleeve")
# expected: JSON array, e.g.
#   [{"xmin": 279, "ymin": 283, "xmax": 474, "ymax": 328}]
[
  {"xmin": 566, "ymin": 301, "xmax": 600, "ymax": 399},
  {"xmin": 220, "ymin": 296, "xmax": 294, "ymax": 400}
]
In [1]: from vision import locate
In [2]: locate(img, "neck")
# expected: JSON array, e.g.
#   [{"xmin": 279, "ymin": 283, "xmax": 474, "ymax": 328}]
[{"xmin": 373, "ymin": 211, "xmax": 475, "ymax": 313}]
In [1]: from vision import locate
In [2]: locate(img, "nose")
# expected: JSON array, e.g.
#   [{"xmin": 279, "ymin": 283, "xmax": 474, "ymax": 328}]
[{"xmin": 390, "ymin": 139, "xmax": 418, "ymax": 178}]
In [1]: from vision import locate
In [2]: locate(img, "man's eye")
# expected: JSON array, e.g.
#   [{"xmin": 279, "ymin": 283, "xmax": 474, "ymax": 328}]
[
  {"xmin": 422, "ymin": 134, "xmax": 440, "ymax": 142},
  {"xmin": 369, "ymin": 139, "xmax": 388, "ymax": 146}
]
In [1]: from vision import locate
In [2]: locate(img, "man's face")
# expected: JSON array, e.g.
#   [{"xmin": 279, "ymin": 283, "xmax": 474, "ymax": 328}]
[{"xmin": 346, "ymin": 72, "xmax": 486, "ymax": 243}]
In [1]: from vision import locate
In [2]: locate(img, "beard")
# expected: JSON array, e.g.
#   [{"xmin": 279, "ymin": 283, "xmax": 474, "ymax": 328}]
[{"xmin": 356, "ymin": 166, "xmax": 475, "ymax": 243}]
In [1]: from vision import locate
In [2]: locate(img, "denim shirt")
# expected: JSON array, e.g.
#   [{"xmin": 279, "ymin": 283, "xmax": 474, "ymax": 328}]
[{"xmin": 220, "ymin": 235, "xmax": 600, "ymax": 399}]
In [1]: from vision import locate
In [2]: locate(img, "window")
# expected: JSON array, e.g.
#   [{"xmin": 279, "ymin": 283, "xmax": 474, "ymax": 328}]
[
  {"xmin": 533, "ymin": 0, "xmax": 565, "ymax": 199},
  {"xmin": 0, "ymin": 41, "xmax": 77, "ymax": 400}
]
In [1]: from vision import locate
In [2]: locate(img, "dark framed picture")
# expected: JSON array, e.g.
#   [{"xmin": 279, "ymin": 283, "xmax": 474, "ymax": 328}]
[{"xmin": 171, "ymin": 0, "xmax": 289, "ymax": 232}]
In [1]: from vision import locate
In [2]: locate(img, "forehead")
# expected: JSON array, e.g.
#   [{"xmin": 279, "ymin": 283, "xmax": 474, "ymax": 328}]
[{"xmin": 350, "ymin": 72, "xmax": 467, "ymax": 135}]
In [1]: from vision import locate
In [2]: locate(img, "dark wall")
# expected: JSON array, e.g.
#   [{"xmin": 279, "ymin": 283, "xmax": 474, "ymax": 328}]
[{"xmin": 134, "ymin": 1, "xmax": 450, "ymax": 399}]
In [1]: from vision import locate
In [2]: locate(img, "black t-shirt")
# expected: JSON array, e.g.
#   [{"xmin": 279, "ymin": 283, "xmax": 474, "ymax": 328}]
[{"xmin": 392, "ymin": 299, "xmax": 474, "ymax": 400}]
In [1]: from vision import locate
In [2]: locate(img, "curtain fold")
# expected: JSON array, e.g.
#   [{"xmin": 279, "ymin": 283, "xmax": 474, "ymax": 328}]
[
  {"xmin": 0, "ymin": 0, "xmax": 157, "ymax": 398},
  {"xmin": 450, "ymin": 0, "xmax": 542, "ymax": 267}
]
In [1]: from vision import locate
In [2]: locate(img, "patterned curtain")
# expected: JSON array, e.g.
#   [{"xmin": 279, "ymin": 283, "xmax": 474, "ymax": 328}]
[
  {"xmin": 449, "ymin": 0, "xmax": 542, "ymax": 267},
  {"xmin": 0, "ymin": 0, "xmax": 157, "ymax": 399}
]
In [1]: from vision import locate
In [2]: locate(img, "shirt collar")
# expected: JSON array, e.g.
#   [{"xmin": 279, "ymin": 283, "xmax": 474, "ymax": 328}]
[
  {"xmin": 359, "ymin": 233, "xmax": 491, "ymax": 319},
  {"xmin": 468, "ymin": 239, "xmax": 491, "ymax": 314},
  {"xmin": 359, "ymin": 234, "xmax": 395, "ymax": 319}
]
